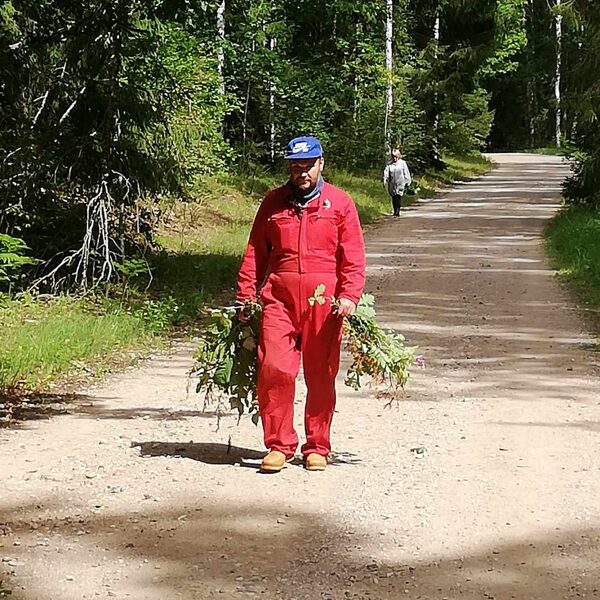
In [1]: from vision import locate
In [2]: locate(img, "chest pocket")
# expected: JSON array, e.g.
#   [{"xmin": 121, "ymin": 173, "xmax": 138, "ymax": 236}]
[
  {"xmin": 307, "ymin": 213, "xmax": 339, "ymax": 253},
  {"xmin": 267, "ymin": 213, "xmax": 299, "ymax": 251}
]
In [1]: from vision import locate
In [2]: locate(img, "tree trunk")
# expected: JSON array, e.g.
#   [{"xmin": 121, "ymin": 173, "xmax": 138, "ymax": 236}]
[
  {"xmin": 269, "ymin": 36, "xmax": 277, "ymax": 163},
  {"xmin": 384, "ymin": 0, "xmax": 393, "ymax": 150},
  {"xmin": 527, "ymin": 80, "xmax": 536, "ymax": 147},
  {"xmin": 525, "ymin": 0, "xmax": 536, "ymax": 147},
  {"xmin": 432, "ymin": 8, "xmax": 441, "ymax": 144},
  {"xmin": 217, "ymin": 0, "xmax": 226, "ymax": 96},
  {"xmin": 554, "ymin": 0, "xmax": 562, "ymax": 147}
]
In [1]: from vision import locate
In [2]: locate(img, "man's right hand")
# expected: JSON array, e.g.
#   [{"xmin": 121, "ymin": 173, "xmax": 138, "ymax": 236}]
[{"xmin": 237, "ymin": 300, "xmax": 255, "ymax": 322}]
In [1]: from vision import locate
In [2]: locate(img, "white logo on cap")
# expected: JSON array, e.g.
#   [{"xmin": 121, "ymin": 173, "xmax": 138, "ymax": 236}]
[{"xmin": 292, "ymin": 142, "xmax": 310, "ymax": 153}]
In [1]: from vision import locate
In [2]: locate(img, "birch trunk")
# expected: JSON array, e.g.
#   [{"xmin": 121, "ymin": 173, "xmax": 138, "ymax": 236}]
[
  {"xmin": 384, "ymin": 0, "xmax": 393, "ymax": 149},
  {"xmin": 433, "ymin": 9, "xmax": 440, "ymax": 138},
  {"xmin": 527, "ymin": 81, "xmax": 536, "ymax": 146},
  {"xmin": 268, "ymin": 37, "xmax": 277, "ymax": 163},
  {"xmin": 241, "ymin": 38, "xmax": 255, "ymax": 153},
  {"xmin": 217, "ymin": 0, "xmax": 226, "ymax": 96},
  {"xmin": 525, "ymin": 0, "xmax": 536, "ymax": 146},
  {"xmin": 554, "ymin": 0, "xmax": 562, "ymax": 147}
]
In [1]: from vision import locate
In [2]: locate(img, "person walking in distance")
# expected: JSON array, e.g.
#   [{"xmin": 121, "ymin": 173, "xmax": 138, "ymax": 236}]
[
  {"xmin": 236, "ymin": 136, "xmax": 366, "ymax": 473},
  {"xmin": 383, "ymin": 148, "xmax": 412, "ymax": 217}
]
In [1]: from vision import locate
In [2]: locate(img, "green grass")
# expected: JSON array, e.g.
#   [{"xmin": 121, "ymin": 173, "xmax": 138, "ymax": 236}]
[
  {"xmin": 545, "ymin": 206, "xmax": 600, "ymax": 313},
  {"xmin": 528, "ymin": 146, "xmax": 573, "ymax": 157},
  {"xmin": 0, "ymin": 295, "xmax": 167, "ymax": 392},
  {"xmin": 0, "ymin": 154, "xmax": 491, "ymax": 398}
]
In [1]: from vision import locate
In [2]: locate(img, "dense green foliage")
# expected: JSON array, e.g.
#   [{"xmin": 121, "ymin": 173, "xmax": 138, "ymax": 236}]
[
  {"xmin": 0, "ymin": 0, "xmax": 511, "ymax": 291},
  {"xmin": 0, "ymin": 233, "xmax": 36, "ymax": 290},
  {"xmin": 562, "ymin": 1, "xmax": 600, "ymax": 208},
  {"xmin": 0, "ymin": 0, "xmax": 597, "ymax": 288},
  {"xmin": 488, "ymin": 0, "xmax": 599, "ymax": 207}
]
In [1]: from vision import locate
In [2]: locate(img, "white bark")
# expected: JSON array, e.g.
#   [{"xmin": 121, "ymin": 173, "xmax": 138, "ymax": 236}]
[
  {"xmin": 242, "ymin": 39, "xmax": 254, "ymax": 150},
  {"xmin": 353, "ymin": 22, "xmax": 361, "ymax": 126},
  {"xmin": 554, "ymin": 0, "xmax": 563, "ymax": 147},
  {"xmin": 217, "ymin": 0, "xmax": 226, "ymax": 96},
  {"xmin": 526, "ymin": 0, "xmax": 535, "ymax": 145},
  {"xmin": 527, "ymin": 81, "xmax": 536, "ymax": 146},
  {"xmin": 384, "ymin": 0, "xmax": 393, "ymax": 148},
  {"xmin": 269, "ymin": 37, "xmax": 277, "ymax": 162},
  {"xmin": 572, "ymin": 24, "xmax": 584, "ymax": 138},
  {"xmin": 433, "ymin": 9, "xmax": 440, "ymax": 137}
]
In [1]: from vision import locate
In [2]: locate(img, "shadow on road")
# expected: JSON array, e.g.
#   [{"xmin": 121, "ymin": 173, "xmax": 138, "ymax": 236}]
[
  {"xmin": 132, "ymin": 440, "xmax": 265, "ymax": 465},
  {"xmin": 0, "ymin": 391, "xmax": 221, "ymax": 429},
  {"xmin": 131, "ymin": 440, "xmax": 361, "ymax": 469},
  {"xmin": 366, "ymin": 157, "xmax": 599, "ymax": 405},
  {"xmin": 1, "ymin": 497, "xmax": 598, "ymax": 599}
]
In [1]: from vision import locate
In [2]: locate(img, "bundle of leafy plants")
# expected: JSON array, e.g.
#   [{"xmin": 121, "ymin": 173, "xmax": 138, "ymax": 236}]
[
  {"xmin": 191, "ymin": 300, "xmax": 262, "ymax": 423},
  {"xmin": 191, "ymin": 287, "xmax": 418, "ymax": 421},
  {"xmin": 337, "ymin": 294, "xmax": 416, "ymax": 394}
]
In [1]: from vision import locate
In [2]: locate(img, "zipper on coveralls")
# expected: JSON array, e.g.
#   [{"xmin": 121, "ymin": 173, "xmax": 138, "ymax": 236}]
[
  {"xmin": 297, "ymin": 208, "xmax": 305, "ymax": 327},
  {"xmin": 297, "ymin": 209, "xmax": 304, "ymax": 275}
]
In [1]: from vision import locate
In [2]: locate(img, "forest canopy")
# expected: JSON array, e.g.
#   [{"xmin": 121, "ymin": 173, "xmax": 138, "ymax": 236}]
[{"xmin": 0, "ymin": 0, "xmax": 597, "ymax": 291}]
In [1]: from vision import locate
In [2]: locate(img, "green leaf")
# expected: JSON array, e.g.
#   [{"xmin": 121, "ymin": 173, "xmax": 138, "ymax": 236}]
[{"xmin": 213, "ymin": 356, "xmax": 233, "ymax": 388}]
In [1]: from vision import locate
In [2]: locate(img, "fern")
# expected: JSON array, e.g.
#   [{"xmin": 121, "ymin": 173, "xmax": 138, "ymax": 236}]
[{"xmin": 0, "ymin": 234, "xmax": 36, "ymax": 286}]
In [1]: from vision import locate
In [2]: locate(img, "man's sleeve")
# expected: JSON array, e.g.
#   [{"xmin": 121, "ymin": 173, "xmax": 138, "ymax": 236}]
[
  {"xmin": 338, "ymin": 199, "xmax": 366, "ymax": 305},
  {"xmin": 236, "ymin": 200, "xmax": 271, "ymax": 303}
]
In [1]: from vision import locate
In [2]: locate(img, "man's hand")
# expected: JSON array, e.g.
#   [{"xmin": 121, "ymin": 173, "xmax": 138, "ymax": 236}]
[
  {"xmin": 336, "ymin": 298, "xmax": 356, "ymax": 318},
  {"xmin": 237, "ymin": 300, "xmax": 254, "ymax": 323}
]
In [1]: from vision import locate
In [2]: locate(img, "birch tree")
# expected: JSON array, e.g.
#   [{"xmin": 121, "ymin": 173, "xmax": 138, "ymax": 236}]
[
  {"xmin": 217, "ymin": 0, "xmax": 226, "ymax": 96},
  {"xmin": 384, "ymin": 0, "xmax": 393, "ymax": 149},
  {"xmin": 554, "ymin": 0, "xmax": 563, "ymax": 147}
]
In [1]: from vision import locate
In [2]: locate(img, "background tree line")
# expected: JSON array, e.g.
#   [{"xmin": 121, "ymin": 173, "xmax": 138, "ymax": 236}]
[{"xmin": 0, "ymin": 0, "xmax": 598, "ymax": 292}]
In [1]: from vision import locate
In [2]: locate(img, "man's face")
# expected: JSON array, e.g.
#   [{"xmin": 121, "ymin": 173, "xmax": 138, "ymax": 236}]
[
  {"xmin": 392, "ymin": 153, "xmax": 400, "ymax": 163},
  {"xmin": 288, "ymin": 157, "xmax": 324, "ymax": 191}
]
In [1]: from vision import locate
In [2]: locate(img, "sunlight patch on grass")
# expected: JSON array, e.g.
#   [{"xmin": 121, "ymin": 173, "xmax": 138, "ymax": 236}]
[
  {"xmin": 0, "ymin": 296, "xmax": 156, "ymax": 391},
  {"xmin": 546, "ymin": 207, "xmax": 600, "ymax": 311}
]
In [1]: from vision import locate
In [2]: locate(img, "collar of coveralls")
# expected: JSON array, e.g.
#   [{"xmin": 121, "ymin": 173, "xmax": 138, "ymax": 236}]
[{"xmin": 286, "ymin": 175, "xmax": 324, "ymax": 208}]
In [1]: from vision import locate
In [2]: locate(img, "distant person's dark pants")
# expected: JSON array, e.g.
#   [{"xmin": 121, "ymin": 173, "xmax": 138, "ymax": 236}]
[{"xmin": 391, "ymin": 194, "xmax": 403, "ymax": 216}]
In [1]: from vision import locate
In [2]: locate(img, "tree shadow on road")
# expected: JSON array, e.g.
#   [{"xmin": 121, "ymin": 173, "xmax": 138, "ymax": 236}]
[
  {"xmin": 0, "ymin": 391, "xmax": 220, "ymax": 429},
  {"xmin": 1, "ymin": 498, "xmax": 599, "ymax": 600}
]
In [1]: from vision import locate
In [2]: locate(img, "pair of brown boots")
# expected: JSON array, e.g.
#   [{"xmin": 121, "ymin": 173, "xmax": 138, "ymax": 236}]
[{"xmin": 260, "ymin": 450, "xmax": 326, "ymax": 473}]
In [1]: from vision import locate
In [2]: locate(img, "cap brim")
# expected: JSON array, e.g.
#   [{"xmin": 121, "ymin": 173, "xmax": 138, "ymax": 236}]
[{"xmin": 284, "ymin": 151, "xmax": 323, "ymax": 160}]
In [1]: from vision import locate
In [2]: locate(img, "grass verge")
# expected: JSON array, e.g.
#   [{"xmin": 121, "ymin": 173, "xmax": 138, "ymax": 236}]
[
  {"xmin": 0, "ymin": 154, "xmax": 491, "ymax": 400},
  {"xmin": 545, "ymin": 206, "xmax": 600, "ymax": 319},
  {"xmin": 0, "ymin": 294, "xmax": 175, "ymax": 393}
]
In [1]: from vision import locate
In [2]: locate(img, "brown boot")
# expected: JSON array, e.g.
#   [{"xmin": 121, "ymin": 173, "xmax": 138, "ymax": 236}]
[
  {"xmin": 260, "ymin": 450, "xmax": 288, "ymax": 473},
  {"xmin": 304, "ymin": 453, "xmax": 327, "ymax": 471}
]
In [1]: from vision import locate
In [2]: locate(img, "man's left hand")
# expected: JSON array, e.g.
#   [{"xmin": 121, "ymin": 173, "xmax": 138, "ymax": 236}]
[{"xmin": 336, "ymin": 298, "xmax": 356, "ymax": 318}]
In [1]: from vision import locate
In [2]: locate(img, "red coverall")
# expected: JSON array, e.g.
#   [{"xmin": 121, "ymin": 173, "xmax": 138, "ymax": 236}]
[{"xmin": 236, "ymin": 181, "xmax": 366, "ymax": 458}]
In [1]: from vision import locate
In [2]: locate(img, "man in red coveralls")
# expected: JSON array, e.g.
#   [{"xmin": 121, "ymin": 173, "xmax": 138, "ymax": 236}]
[{"xmin": 236, "ymin": 136, "xmax": 366, "ymax": 473}]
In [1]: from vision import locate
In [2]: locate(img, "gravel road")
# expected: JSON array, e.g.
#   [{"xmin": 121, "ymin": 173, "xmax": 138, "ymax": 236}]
[{"xmin": 2, "ymin": 153, "xmax": 599, "ymax": 600}]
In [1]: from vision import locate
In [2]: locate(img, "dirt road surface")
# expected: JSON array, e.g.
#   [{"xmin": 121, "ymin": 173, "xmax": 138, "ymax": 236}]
[{"xmin": 2, "ymin": 153, "xmax": 600, "ymax": 600}]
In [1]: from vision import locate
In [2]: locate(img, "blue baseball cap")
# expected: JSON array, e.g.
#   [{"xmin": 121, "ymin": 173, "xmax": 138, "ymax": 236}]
[{"xmin": 284, "ymin": 136, "xmax": 323, "ymax": 160}]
